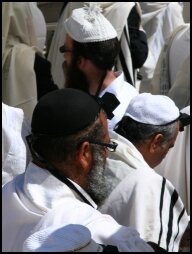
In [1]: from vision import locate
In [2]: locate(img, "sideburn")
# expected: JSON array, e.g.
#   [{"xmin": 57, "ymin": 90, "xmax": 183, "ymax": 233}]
[{"xmin": 64, "ymin": 56, "xmax": 90, "ymax": 93}]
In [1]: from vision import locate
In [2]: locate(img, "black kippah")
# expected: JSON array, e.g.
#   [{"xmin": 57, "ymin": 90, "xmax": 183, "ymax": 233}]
[{"xmin": 31, "ymin": 89, "xmax": 101, "ymax": 136}]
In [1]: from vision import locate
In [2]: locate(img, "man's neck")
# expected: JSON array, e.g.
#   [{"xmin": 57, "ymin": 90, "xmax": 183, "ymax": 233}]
[{"xmin": 89, "ymin": 70, "xmax": 116, "ymax": 95}]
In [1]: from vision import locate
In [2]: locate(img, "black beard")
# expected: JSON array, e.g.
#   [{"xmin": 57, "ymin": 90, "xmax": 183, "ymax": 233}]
[{"xmin": 64, "ymin": 57, "xmax": 90, "ymax": 93}]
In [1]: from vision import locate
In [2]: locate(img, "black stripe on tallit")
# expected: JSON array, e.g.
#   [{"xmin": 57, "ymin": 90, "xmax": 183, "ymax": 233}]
[
  {"xmin": 123, "ymin": 25, "xmax": 131, "ymax": 48},
  {"xmin": 166, "ymin": 190, "xmax": 179, "ymax": 251},
  {"xmin": 172, "ymin": 207, "xmax": 186, "ymax": 251},
  {"xmin": 158, "ymin": 177, "xmax": 166, "ymax": 246},
  {"xmin": 123, "ymin": 26, "xmax": 135, "ymax": 84},
  {"xmin": 119, "ymin": 48, "xmax": 133, "ymax": 86}
]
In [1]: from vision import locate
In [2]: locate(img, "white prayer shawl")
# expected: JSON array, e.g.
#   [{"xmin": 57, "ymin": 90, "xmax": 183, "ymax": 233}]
[
  {"xmin": 25, "ymin": 198, "xmax": 153, "ymax": 252},
  {"xmin": 2, "ymin": 103, "xmax": 31, "ymax": 186},
  {"xmin": 99, "ymin": 71, "xmax": 138, "ymax": 130},
  {"xmin": 100, "ymin": 131, "xmax": 189, "ymax": 252},
  {"xmin": 155, "ymin": 106, "xmax": 190, "ymax": 215},
  {"xmin": 2, "ymin": 162, "xmax": 97, "ymax": 252},
  {"xmin": 139, "ymin": 2, "xmax": 184, "ymax": 93},
  {"xmin": 2, "ymin": 3, "xmax": 46, "ymax": 120},
  {"xmin": 151, "ymin": 24, "xmax": 190, "ymax": 96},
  {"xmin": 168, "ymin": 56, "xmax": 190, "ymax": 110},
  {"xmin": 48, "ymin": 2, "xmax": 136, "ymax": 88}
]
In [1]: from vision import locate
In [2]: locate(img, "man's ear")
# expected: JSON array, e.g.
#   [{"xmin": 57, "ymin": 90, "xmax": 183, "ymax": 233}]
[
  {"xmin": 149, "ymin": 133, "xmax": 164, "ymax": 153},
  {"xmin": 77, "ymin": 56, "xmax": 87, "ymax": 70},
  {"xmin": 76, "ymin": 141, "xmax": 93, "ymax": 174}
]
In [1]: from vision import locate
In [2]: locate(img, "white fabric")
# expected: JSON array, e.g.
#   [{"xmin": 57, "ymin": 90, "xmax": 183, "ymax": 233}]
[
  {"xmin": 169, "ymin": 25, "xmax": 190, "ymax": 87},
  {"xmin": 151, "ymin": 24, "xmax": 190, "ymax": 97},
  {"xmin": 2, "ymin": 162, "xmax": 153, "ymax": 252},
  {"xmin": 125, "ymin": 93, "xmax": 179, "ymax": 125},
  {"xmin": 103, "ymin": 2, "xmax": 137, "ymax": 86},
  {"xmin": 25, "ymin": 200, "xmax": 153, "ymax": 252},
  {"xmin": 30, "ymin": 2, "xmax": 46, "ymax": 51},
  {"xmin": 48, "ymin": 2, "xmax": 136, "ymax": 88},
  {"xmin": 2, "ymin": 162, "xmax": 96, "ymax": 252},
  {"xmin": 2, "ymin": 103, "xmax": 31, "ymax": 186},
  {"xmin": 64, "ymin": 3, "xmax": 117, "ymax": 43},
  {"xmin": 168, "ymin": 55, "xmax": 190, "ymax": 110},
  {"xmin": 101, "ymin": 131, "xmax": 189, "ymax": 252},
  {"xmin": 23, "ymin": 224, "xmax": 103, "ymax": 252},
  {"xmin": 2, "ymin": 3, "xmax": 46, "ymax": 120},
  {"xmin": 139, "ymin": 2, "xmax": 184, "ymax": 93},
  {"xmin": 155, "ymin": 106, "xmax": 190, "ymax": 215},
  {"xmin": 151, "ymin": 24, "xmax": 190, "ymax": 109},
  {"xmin": 99, "ymin": 71, "xmax": 138, "ymax": 130}
]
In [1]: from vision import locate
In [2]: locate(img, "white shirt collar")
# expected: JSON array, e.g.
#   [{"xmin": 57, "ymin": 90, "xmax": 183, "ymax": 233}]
[{"xmin": 99, "ymin": 71, "xmax": 124, "ymax": 97}]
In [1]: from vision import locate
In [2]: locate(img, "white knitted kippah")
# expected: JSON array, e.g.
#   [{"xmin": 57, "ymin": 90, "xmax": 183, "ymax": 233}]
[
  {"xmin": 64, "ymin": 3, "xmax": 117, "ymax": 43},
  {"xmin": 125, "ymin": 93, "xmax": 180, "ymax": 125},
  {"xmin": 22, "ymin": 224, "xmax": 103, "ymax": 252}
]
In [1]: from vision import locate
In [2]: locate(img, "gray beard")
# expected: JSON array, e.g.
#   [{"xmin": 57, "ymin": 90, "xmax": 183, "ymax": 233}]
[{"xmin": 85, "ymin": 147, "xmax": 112, "ymax": 206}]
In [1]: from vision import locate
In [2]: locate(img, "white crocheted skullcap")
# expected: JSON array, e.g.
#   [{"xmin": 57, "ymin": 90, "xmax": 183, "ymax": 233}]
[
  {"xmin": 23, "ymin": 224, "xmax": 103, "ymax": 252},
  {"xmin": 125, "ymin": 93, "xmax": 180, "ymax": 125},
  {"xmin": 64, "ymin": 3, "xmax": 117, "ymax": 43}
]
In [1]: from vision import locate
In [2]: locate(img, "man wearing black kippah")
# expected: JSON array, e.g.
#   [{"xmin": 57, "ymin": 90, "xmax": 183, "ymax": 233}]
[{"xmin": 2, "ymin": 89, "xmax": 153, "ymax": 252}]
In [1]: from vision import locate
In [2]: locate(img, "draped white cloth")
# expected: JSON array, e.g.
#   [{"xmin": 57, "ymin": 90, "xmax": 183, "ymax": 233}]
[
  {"xmin": 2, "ymin": 162, "xmax": 96, "ymax": 252},
  {"xmin": 2, "ymin": 2, "xmax": 46, "ymax": 120},
  {"xmin": 155, "ymin": 106, "xmax": 190, "ymax": 215},
  {"xmin": 151, "ymin": 24, "xmax": 190, "ymax": 109},
  {"xmin": 23, "ymin": 197, "xmax": 154, "ymax": 252},
  {"xmin": 100, "ymin": 130, "xmax": 189, "ymax": 251},
  {"xmin": 2, "ymin": 161, "xmax": 153, "ymax": 252},
  {"xmin": 151, "ymin": 24, "xmax": 190, "ymax": 96},
  {"xmin": 139, "ymin": 2, "xmax": 184, "ymax": 93},
  {"xmin": 2, "ymin": 103, "xmax": 31, "ymax": 186}
]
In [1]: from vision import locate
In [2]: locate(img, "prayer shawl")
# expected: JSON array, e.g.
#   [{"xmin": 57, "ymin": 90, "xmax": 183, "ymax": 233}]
[
  {"xmin": 139, "ymin": 2, "xmax": 184, "ymax": 93},
  {"xmin": 2, "ymin": 103, "xmax": 31, "ymax": 186},
  {"xmin": 100, "ymin": 130, "xmax": 189, "ymax": 252},
  {"xmin": 2, "ymin": 162, "xmax": 153, "ymax": 252},
  {"xmin": 2, "ymin": 3, "xmax": 46, "ymax": 120},
  {"xmin": 2, "ymin": 162, "xmax": 97, "ymax": 252},
  {"xmin": 168, "ymin": 56, "xmax": 190, "ymax": 109},
  {"xmin": 155, "ymin": 106, "xmax": 190, "ymax": 215},
  {"xmin": 48, "ymin": 2, "xmax": 136, "ymax": 88},
  {"xmin": 151, "ymin": 24, "xmax": 189, "ymax": 96},
  {"xmin": 24, "ymin": 197, "xmax": 153, "ymax": 252}
]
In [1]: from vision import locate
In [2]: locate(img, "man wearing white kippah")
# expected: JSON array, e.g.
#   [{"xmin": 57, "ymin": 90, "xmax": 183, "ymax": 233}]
[
  {"xmin": 60, "ymin": 3, "xmax": 138, "ymax": 130},
  {"xmin": 100, "ymin": 93, "xmax": 189, "ymax": 252}
]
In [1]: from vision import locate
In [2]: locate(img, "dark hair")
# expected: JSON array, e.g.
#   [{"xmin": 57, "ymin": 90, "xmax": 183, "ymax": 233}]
[
  {"xmin": 32, "ymin": 120, "xmax": 105, "ymax": 163},
  {"xmin": 115, "ymin": 116, "xmax": 178, "ymax": 146},
  {"xmin": 72, "ymin": 37, "xmax": 120, "ymax": 70}
]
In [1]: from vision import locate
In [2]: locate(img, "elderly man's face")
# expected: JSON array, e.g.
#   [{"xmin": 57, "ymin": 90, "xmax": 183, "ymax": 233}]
[
  {"xmin": 150, "ymin": 122, "xmax": 180, "ymax": 168},
  {"xmin": 85, "ymin": 112, "xmax": 112, "ymax": 206}
]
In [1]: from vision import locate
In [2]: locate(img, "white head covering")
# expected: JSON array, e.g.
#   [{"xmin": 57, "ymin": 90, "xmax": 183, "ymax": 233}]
[
  {"xmin": 23, "ymin": 224, "xmax": 103, "ymax": 252},
  {"xmin": 2, "ymin": 2, "xmax": 46, "ymax": 120},
  {"xmin": 125, "ymin": 93, "xmax": 180, "ymax": 125},
  {"xmin": 64, "ymin": 3, "xmax": 117, "ymax": 43}
]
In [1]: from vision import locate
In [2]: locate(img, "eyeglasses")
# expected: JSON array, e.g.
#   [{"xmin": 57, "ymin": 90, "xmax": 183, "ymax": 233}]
[
  {"xmin": 89, "ymin": 140, "xmax": 118, "ymax": 152},
  {"xmin": 59, "ymin": 45, "xmax": 73, "ymax": 53}
]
